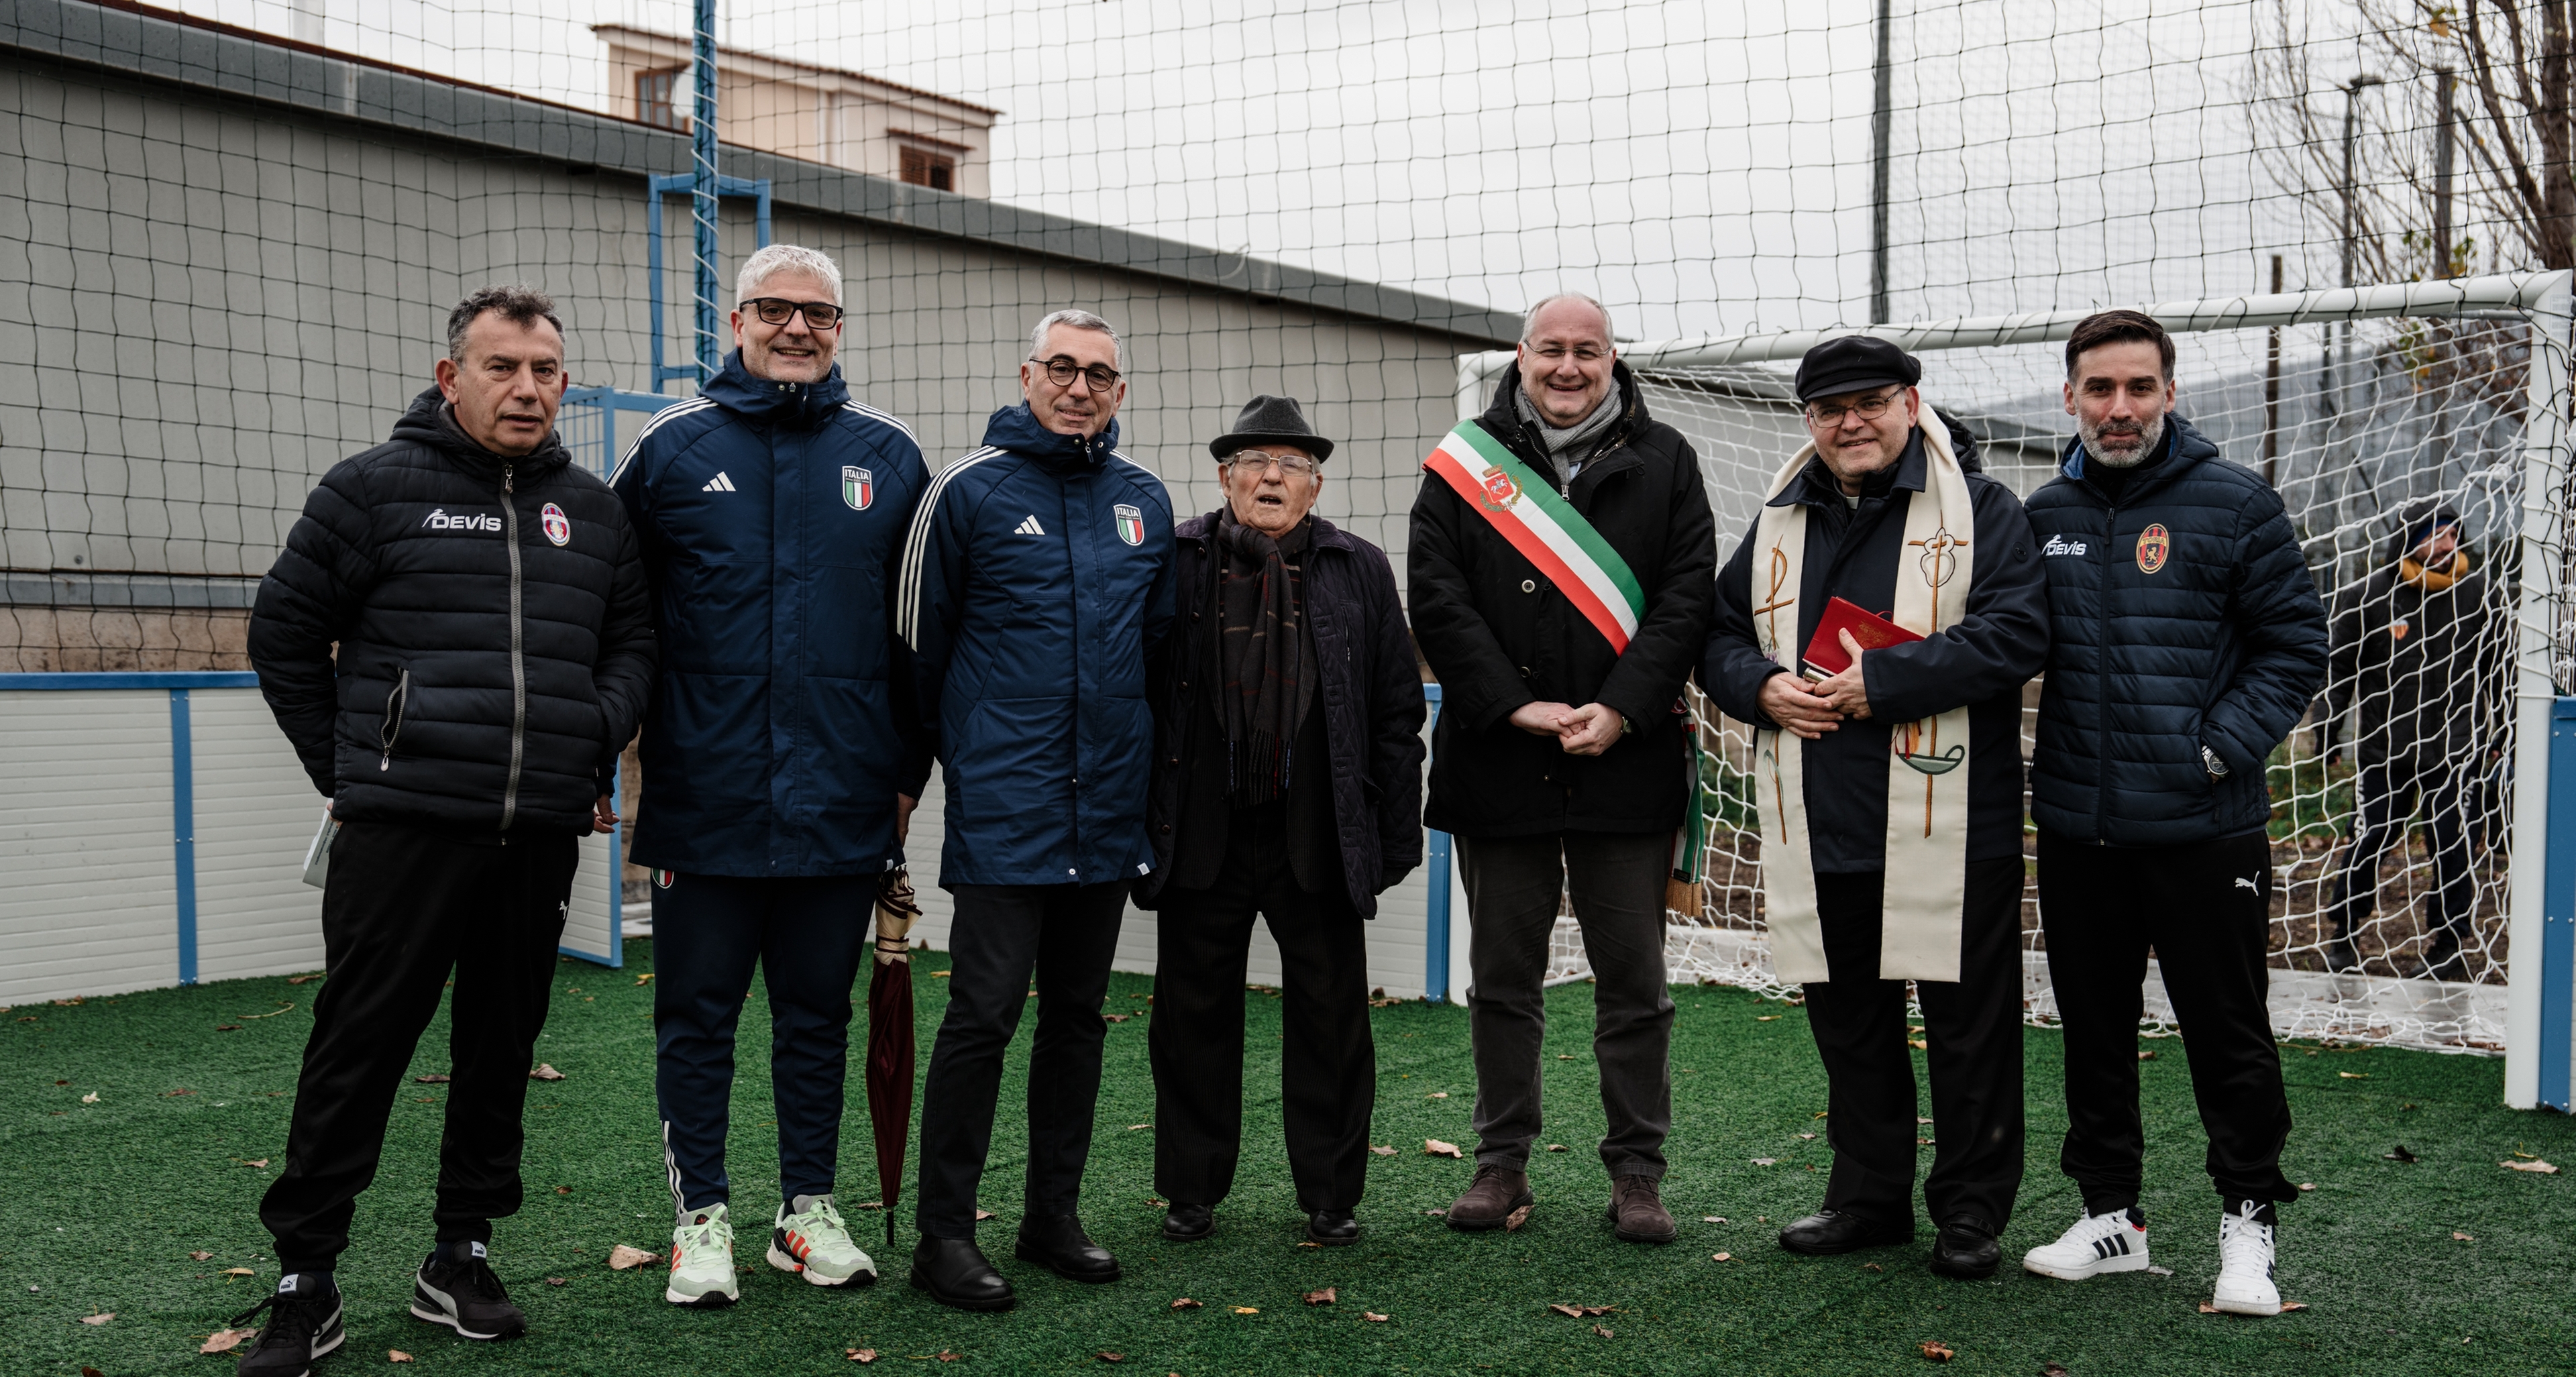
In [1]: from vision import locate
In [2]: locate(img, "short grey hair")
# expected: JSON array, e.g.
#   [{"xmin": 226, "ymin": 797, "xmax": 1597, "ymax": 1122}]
[
  {"xmin": 1029, "ymin": 309, "xmax": 1125, "ymax": 370},
  {"xmin": 445, "ymin": 284, "xmax": 564, "ymax": 363},
  {"xmin": 735, "ymin": 243, "xmax": 843, "ymax": 307},
  {"xmin": 1520, "ymin": 292, "xmax": 1616, "ymax": 346}
]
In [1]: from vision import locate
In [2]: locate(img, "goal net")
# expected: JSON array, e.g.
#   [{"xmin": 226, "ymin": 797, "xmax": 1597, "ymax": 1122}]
[{"xmin": 1511, "ymin": 272, "xmax": 2573, "ymax": 1053}]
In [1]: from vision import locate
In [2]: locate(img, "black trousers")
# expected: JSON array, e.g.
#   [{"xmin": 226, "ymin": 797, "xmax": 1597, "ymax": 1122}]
[
  {"xmin": 1456, "ymin": 830, "xmax": 1674, "ymax": 1178},
  {"xmin": 1148, "ymin": 820, "xmax": 1375, "ymax": 1213},
  {"xmin": 261, "ymin": 821, "xmax": 578, "ymax": 1276},
  {"xmin": 1803, "ymin": 859, "xmax": 2025, "ymax": 1232},
  {"xmin": 2326, "ymin": 759, "xmax": 2477, "ymax": 964},
  {"xmin": 2037, "ymin": 830, "xmax": 2298, "ymax": 1216},
  {"xmin": 651, "ymin": 871, "xmax": 875, "ymax": 1215},
  {"xmin": 914, "ymin": 881, "xmax": 1126, "ymax": 1240}
]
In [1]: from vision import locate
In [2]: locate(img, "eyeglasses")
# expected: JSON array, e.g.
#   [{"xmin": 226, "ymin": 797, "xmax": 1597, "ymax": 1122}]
[
  {"xmin": 1804, "ymin": 388, "xmax": 1904, "ymax": 425},
  {"xmin": 742, "ymin": 298, "xmax": 845, "ymax": 329},
  {"xmin": 1225, "ymin": 449, "xmax": 1318, "ymax": 476},
  {"xmin": 1525, "ymin": 344, "xmax": 1611, "ymax": 363},
  {"xmin": 1029, "ymin": 355, "xmax": 1122, "ymax": 392}
]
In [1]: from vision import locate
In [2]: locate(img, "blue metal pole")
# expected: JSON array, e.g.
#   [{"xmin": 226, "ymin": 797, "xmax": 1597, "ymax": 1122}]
[
  {"xmin": 168, "ymin": 688, "xmax": 197, "ymax": 987},
  {"xmin": 2540, "ymin": 700, "xmax": 2576, "ymax": 1111},
  {"xmin": 691, "ymin": 0, "xmax": 720, "ymax": 384}
]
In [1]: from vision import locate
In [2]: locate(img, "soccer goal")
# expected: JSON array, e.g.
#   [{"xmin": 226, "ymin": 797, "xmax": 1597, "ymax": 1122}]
[{"xmin": 1458, "ymin": 271, "xmax": 2574, "ymax": 1079}]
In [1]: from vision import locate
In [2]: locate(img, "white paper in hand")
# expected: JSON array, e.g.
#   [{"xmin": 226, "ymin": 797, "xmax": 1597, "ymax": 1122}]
[{"xmin": 301, "ymin": 810, "xmax": 341, "ymax": 889}]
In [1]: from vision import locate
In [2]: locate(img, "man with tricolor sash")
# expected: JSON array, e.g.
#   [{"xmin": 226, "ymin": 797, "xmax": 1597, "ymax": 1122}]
[
  {"xmin": 1701, "ymin": 335, "xmax": 2047, "ymax": 1280},
  {"xmin": 1409, "ymin": 292, "xmax": 1715, "ymax": 1246}
]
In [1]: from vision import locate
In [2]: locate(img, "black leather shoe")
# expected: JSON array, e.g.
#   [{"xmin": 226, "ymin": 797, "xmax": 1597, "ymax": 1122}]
[
  {"xmin": 1778, "ymin": 1209, "xmax": 1914, "ymax": 1256},
  {"xmin": 908, "ymin": 1236, "xmax": 1014, "ymax": 1312},
  {"xmin": 1163, "ymin": 1202, "xmax": 1214, "ymax": 1242},
  {"xmin": 1014, "ymin": 1213, "xmax": 1122, "ymax": 1283},
  {"xmin": 1306, "ymin": 1210, "xmax": 1360, "ymax": 1247},
  {"xmin": 1929, "ymin": 1215, "xmax": 2001, "ymax": 1280}
]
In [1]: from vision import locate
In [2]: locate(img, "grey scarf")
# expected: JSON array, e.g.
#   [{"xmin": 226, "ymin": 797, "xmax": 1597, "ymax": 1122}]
[{"xmin": 1514, "ymin": 378, "xmax": 1625, "ymax": 484}]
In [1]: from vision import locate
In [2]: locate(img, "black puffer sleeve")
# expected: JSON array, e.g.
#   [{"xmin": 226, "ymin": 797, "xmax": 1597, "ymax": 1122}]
[{"xmin": 250, "ymin": 457, "xmax": 381, "ymax": 797}]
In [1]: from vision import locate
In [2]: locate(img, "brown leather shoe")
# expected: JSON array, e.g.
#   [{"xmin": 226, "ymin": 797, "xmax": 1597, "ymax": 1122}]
[
  {"xmin": 1606, "ymin": 1174, "xmax": 1677, "ymax": 1244},
  {"xmin": 1444, "ymin": 1165, "xmax": 1533, "ymax": 1231}
]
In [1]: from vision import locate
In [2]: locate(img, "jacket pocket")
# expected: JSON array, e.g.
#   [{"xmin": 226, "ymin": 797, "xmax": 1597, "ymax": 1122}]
[{"xmin": 377, "ymin": 665, "xmax": 411, "ymax": 772}]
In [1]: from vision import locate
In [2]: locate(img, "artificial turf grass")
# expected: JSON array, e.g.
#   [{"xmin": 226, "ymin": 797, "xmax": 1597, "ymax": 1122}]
[{"xmin": 5, "ymin": 942, "xmax": 2571, "ymax": 1377}]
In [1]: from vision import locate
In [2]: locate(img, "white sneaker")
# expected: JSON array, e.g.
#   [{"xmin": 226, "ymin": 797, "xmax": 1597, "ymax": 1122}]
[
  {"xmin": 665, "ymin": 1203, "xmax": 741, "ymax": 1308},
  {"xmin": 768, "ymin": 1195, "xmax": 879, "ymax": 1288},
  {"xmin": 2212, "ymin": 1201, "xmax": 2282, "ymax": 1316},
  {"xmin": 2020, "ymin": 1207, "xmax": 2151, "ymax": 1280}
]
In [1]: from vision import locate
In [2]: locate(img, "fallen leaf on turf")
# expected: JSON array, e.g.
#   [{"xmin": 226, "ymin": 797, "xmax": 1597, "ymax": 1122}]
[
  {"xmin": 415, "ymin": 1074, "xmax": 451, "ymax": 1084},
  {"xmin": 2384, "ymin": 1144, "xmax": 2419, "ymax": 1162},
  {"xmin": 242, "ymin": 1158, "xmax": 270, "ymax": 1168},
  {"xmin": 545, "ymin": 1277, "xmax": 566, "ymax": 1286},
  {"xmin": 80, "ymin": 1092, "xmax": 97, "ymax": 1103},
  {"xmin": 1548, "ymin": 1303, "xmax": 1614, "ymax": 1317},
  {"xmin": 1712, "ymin": 1252, "xmax": 1732, "ymax": 1262},
  {"xmin": 1128, "ymin": 1123, "xmax": 1150, "ymax": 1132},
  {"xmin": 201, "ymin": 1328, "xmax": 251, "ymax": 1354},
  {"xmin": 1751, "ymin": 1158, "xmax": 1777, "ymax": 1166},
  {"xmin": 2198, "ymin": 1302, "xmax": 2220, "ymax": 1314},
  {"xmin": 606, "ymin": 1244, "xmax": 659, "ymax": 1270},
  {"xmin": 1799, "ymin": 1132, "xmax": 1817, "ymax": 1140},
  {"xmin": 529, "ymin": 1064, "xmax": 566, "ymax": 1081},
  {"xmin": 2514, "ymin": 1149, "xmax": 2541, "ymax": 1158},
  {"xmin": 1919, "ymin": 1340, "xmax": 1953, "ymax": 1362},
  {"xmin": 1171, "ymin": 1297, "xmax": 1201, "ymax": 1309},
  {"xmin": 1426, "ymin": 1091, "xmax": 1448, "ymax": 1099},
  {"xmin": 635, "ymin": 973, "xmax": 654, "ymax": 985},
  {"xmin": 287, "ymin": 973, "xmax": 324, "ymax": 985},
  {"xmin": 1546, "ymin": 1143, "xmax": 1568, "ymax": 1152},
  {"xmin": 1103, "ymin": 1014, "xmax": 1131, "ymax": 1024},
  {"xmin": 1232, "ymin": 1306, "xmax": 1259, "ymax": 1315},
  {"xmin": 1368, "ymin": 1144, "xmax": 1396, "ymax": 1156},
  {"xmin": 217, "ymin": 1024, "xmax": 243, "ymax": 1032},
  {"xmin": 1702, "ymin": 1215, "xmax": 1725, "ymax": 1223},
  {"xmin": 1424, "ymin": 1138, "xmax": 1462, "ymax": 1158},
  {"xmin": 2137, "ymin": 1050, "xmax": 2156, "ymax": 1061},
  {"xmin": 1909, "ymin": 1039, "xmax": 1927, "ymax": 1050},
  {"xmin": 190, "ymin": 1250, "xmax": 213, "ymax": 1261},
  {"xmin": 1862, "ymin": 1262, "xmax": 1882, "ymax": 1273},
  {"xmin": 848, "ymin": 1349, "xmax": 877, "ymax": 1363},
  {"xmin": 54, "ymin": 997, "xmax": 84, "ymax": 1006},
  {"xmin": 1303, "ymin": 1287, "xmax": 1336, "ymax": 1305},
  {"xmin": 932, "ymin": 970, "xmax": 951, "ymax": 978},
  {"xmin": 168, "ymin": 1087, "xmax": 197, "ymax": 1097},
  {"xmin": 2145, "ymin": 1265, "xmax": 2174, "ymax": 1276},
  {"xmin": 389, "ymin": 1352, "xmax": 413, "ymax": 1364},
  {"xmin": 2281, "ymin": 1301, "xmax": 2308, "ymax": 1312},
  {"xmin": 81, "ymin": 1312, "xmax": 112, "ymax": 1325},
  {"xmin": 1096, "ymin": 1353, "xmax": 1126, "ymax": 1363},
  {"xmin": 1425, "ymin": 1209, "xmax": 1446, "ymax": 1217},
  {"xmin": 2502, "ymin": 1159, "xmax": 2559, "ymax": 1173},
  {"xmin": 1757, "ymin": 1015, "xmax": 1780, "ymax": 1022},
  {"xmin": 2338, "ymin": 1070, "xmax": 2370, "ymax": 1079},
  {"xmin": 1593, "ymin": 1325, "xmax": 1614, "ymax": 1339},
  {"xmin": 2453, "ymin": 1231, "xmax": 2474, "ymax": 1241},
  {"xmin": 2042, "ymin": 1364, "xmax": 2071, "ymax": 1377},
  {"xmin": 936, "ymin": 1352, "xmax": 960, "ymax": 1362},
  {"xmin": 2297, "ymin": 1182, "xmax": 2316, "ymax": 1192},
  {"xmin": 221, "ymin": 1267, "xmax": 256, "ymax": 1276},
  {"xmin": 1556, "ymin": 1054, "xmax": 1574, "ymax": 1060},
  {"xmin": 1813, "ymin": 1111, "xmax": 1829, "ymax": 1119},
  {"xmin": 555, "ymin": 1185, "xmax": 572, "ymax": 1195},
  {"xmin": 975, "ymin": 1209, "xmax": 998, "ymax": 1221},
  {"xmin": 1504, "ymin": 1205, "xmax": 1531, "ymax": 1232}
]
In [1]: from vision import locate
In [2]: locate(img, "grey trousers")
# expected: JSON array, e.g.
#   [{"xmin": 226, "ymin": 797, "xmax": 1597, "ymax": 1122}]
[{"xmin": 1456, "ymin": 830, "xmax": 1674, "ymax": 1180}]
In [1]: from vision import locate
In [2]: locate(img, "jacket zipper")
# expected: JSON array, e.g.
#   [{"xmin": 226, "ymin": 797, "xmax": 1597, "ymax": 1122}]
[
  {"xmin": 500, "ymin": 463, "xmax": 526, "ymax": 834},
  {"xmin": 2091, "ymin": 484, "xmax": 2116, "ymax": 843},
  {"xmin": 378, "ymin": 666, "xmax": 411, "ymax": 771}
]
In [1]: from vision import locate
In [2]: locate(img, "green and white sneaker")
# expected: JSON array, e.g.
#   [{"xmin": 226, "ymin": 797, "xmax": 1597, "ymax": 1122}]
[
  {"xmin": 665, "ymin": 1203, "xmax": 740, "ymax": 1308},
  {"xmin": 769, "ymin": 1195, "xmax": 879, "ymax": 1288}
]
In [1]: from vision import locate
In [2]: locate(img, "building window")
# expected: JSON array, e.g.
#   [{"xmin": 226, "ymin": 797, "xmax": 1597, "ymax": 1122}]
[
  {"xmin": 900, "ymin": 147, "xmax": 955, "ymax": 191},
  {"xmin": 637, "ymin": 68, "xmax": 686, "ymax": 131}
]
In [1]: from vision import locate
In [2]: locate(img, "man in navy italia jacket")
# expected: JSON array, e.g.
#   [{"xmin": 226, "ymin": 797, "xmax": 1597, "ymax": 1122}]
[{"xmin": 898, "ymin": 309, "xmax": 1176, "ymax": 1311}]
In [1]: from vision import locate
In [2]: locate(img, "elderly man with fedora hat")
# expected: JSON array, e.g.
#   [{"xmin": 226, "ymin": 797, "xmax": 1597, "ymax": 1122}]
[
  {"xmin": 1701, "ymin": 335, "xmax": 2048, "ymax": 1280},
  {"xmin": 1138, "ymin": 395, "xmax": 1426, "ymax": 1248}
]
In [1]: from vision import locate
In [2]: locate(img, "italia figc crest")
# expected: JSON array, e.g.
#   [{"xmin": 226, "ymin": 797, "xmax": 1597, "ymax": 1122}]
[
  {"xmin": 1114, "ymin": 503, "xmax": 1144, "ymax": 547},
  {"xmin": 540, "ymin": 502, "xmax": 571, "ymax": 547},
  {"xmin": 843, "ymin": 466, "xmax": 873, "ymax": 511}
]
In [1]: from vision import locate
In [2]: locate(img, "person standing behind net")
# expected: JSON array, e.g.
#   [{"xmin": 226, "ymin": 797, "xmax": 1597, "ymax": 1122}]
[
  {"xmin": 2318, "ymin": 500, "xmax": 2509, "ymax": 981},
  {"xmin": 610, "ymin": 244, "xmax": 932, "ymax": 1308},
  {"xmin": 1407, "ymin": 292, "xmax": 1715, "ymax": 1246},
  {"xmin": 237, "ymin": 286, "xmax": 656, "ymax": 1376},
  {"xmin": 2019, "ymin": 310, "xmax": 2326, "ymax": 1317},
  {"xmin": 898, "ymin": 310, "xmax": 1175, "ymax": 1311}
]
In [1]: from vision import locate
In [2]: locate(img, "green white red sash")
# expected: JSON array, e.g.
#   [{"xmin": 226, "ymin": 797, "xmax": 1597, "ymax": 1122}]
[{"xmin": 1423, "ymin": 420, "xmax": 1646, "ymax": 653}]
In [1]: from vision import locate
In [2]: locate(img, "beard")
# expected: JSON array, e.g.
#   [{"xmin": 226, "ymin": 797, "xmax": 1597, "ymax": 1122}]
[{"xmin": 2080, "ymin": 412, "xmax": 2165, "ymax": 469}]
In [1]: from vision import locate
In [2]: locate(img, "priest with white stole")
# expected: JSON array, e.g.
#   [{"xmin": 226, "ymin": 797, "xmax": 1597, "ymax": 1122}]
[{"xmin": 1700, "ymin": 336, "xmax": 2049, "ymax": 1280}]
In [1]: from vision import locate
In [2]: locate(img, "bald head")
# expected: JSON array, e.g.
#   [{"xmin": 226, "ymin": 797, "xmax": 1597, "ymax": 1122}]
[{"xmin": 1515, "ymin": 293, "xmax": 1619, "ymax": 429}]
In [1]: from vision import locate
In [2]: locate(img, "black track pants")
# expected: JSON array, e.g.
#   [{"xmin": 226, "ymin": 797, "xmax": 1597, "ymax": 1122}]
[
  {"xmin": 651, "ymin": 871, "xmax": 875, "ymax": 1215},
  {"xmin": 2326, "ymin": 760, "xmax": 2477, "ymax": 958},
  {"xmin": 914, "ymin": 882, "xmax": 1126, "ymax": 1240},
  {"xmin": 2037, "ymin": 830, "xmax": 2298, "ymax": 1216},
  {"xmin": 1148, "ymin": 821, "xmax": 1375, "ymax": 1214},
  {"xmin": 260, "ymin": 821, "xmax": 578, "ymax": 1276},
  {"xmin": 1801, "ymin": 859, "xmax": 2026, "ymax": 1233}
]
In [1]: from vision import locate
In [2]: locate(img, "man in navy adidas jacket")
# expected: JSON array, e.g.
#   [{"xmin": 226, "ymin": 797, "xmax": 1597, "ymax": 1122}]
[
  {"xmin": 898, "ymin": 309, "xmax": 1175, "ymax": 1311},
  {"xmin": 611, "ymin": 245, "xmax": 932, "ymax": 1308}
]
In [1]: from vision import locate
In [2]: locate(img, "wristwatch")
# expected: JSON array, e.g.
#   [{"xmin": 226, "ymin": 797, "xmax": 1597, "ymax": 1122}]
[
  {"xmin": 1619, "ymin": 713, "xmax": 1634, "ymax": 737},
  {"xmin": 2201, "ymin": 745, "xmax": 2229, "ymax": 779}
]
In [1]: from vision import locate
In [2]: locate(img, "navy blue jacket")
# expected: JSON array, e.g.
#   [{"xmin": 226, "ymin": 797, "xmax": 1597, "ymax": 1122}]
[
  {"xmin": 1703, "ymin": 431, "xmax": 2049, "ymax": 870},
  {"xmin": 611, "ymin": 353, "xmax": 932, "ymax": 877},
  {"xmin": 899, "ymin": 404, "xmax": 1176, "ymax": 888},
  {"xmin": 2023, "ymin": 419, "xmax": 2327, "ymax": 846}
]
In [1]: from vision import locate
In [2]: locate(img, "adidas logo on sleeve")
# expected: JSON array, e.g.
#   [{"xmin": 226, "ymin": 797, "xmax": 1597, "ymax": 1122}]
[
  {"xmin": 702, "ymin": 472, "xmax": 737, "ymax": 493},
  {"xmin": 1014, "ymin": 515, "xmax": 1045, "ymax": 535}
]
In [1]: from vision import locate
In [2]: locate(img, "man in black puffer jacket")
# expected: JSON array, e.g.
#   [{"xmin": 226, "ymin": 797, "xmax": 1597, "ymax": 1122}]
[
  {"xmin": 2018, "ymin": 311, "xmax": 2325, "ymax": 1320},
  {"xmin": 237, "ymin": 286, "xmax": 655, "ymax": 1374}
]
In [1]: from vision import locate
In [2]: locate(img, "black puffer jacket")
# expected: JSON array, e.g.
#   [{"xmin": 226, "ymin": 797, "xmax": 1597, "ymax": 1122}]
[
  {"xmin": 250, "ymin": 388, "xmax": 657, "ymax": 835},
  {"xmin": 2023, "ymin": 419, "xmax": 2326, "ymax": 846},
  {"xmin": 2324, "ymin": 500, "xmax": 2510, "ymax": 770},
  {"xmin": 1407, "ymin": 362, "xmax": 1717, "ymax": 837}
]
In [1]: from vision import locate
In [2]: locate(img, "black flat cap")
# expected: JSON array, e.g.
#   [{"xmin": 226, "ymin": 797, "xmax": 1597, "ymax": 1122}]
[
  {"xmin": 1210, "ymin": 394, "xmax": 1334, "ymax": 462},
  {"xmin": 1793, "ymin": 335, "xmax": 1923, "ymax": 404}
]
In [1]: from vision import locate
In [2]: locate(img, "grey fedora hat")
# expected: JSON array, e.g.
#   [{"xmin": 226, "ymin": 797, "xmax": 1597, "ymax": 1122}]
[{"xmin": 1209, "ymin": 394, "xmax": 1335, "ymax": 462}]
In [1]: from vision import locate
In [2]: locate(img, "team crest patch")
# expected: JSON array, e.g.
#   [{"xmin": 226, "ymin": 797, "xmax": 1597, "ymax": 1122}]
[
  {"xmin": 2135, "ymin": 522, "xmax": 2170, "ymax": 575},
  {"xmin": 540, "ymin": 502, "xmax": 572, "ymax": 547},
  {"xmin": 653, "ymin": 869, "xmax": 675, "ymax": 889},
  {"xmin": 843, "ymin": 466, "xmax": 873, "ymax": 511},
  {"xmin": 1114, "ymin": 503, "xmax": 1145, "ymax": 546},
  {"xmin": 1477, "ymin": 465, "xmax": 1521, "ymax": 511}
]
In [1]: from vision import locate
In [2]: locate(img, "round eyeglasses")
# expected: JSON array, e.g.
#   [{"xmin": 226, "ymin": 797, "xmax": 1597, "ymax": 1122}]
[{"xmin": 1029, "ymin": 355, "xmax": 1122, "ymax": 392}]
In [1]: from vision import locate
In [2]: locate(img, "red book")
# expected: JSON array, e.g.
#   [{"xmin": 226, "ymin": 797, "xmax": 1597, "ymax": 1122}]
[{"xmin": 1800, "ymin": 596, "xmax": 1923, "ymax": 680}]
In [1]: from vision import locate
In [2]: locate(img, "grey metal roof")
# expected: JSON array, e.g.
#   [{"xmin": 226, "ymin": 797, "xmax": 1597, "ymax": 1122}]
[{"xmin": 7, "ymin": 0, "xmax": 1522, "ymax": 345}]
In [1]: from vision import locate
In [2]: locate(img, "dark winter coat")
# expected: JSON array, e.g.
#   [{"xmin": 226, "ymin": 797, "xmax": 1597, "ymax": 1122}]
[
  {"xmin": 898, "ymin": 404, "xmax": 1176, "ymax": 888},
  {"xmin": 2324, "ymin": 503, "xmax": 2510, "ymax": 771},
  {"xmin": 250, "ymin": 388, "xmax": 657, "ymax": 836},
  {"xmin": 2023, "ymin": 419, "xmax": 2328, "ymax": 846},
  {"xmin": 1701, "ymin": 430, "xmax": 2049, "ymax": 871},
  {"xmin": 1407, "ymin": 362, "xmax": 1718, "ymax": 838},
  {"xmin": 1137, "ymin": 512, "xmax": 1428, "ymax": 918},
  {"xmin": 610, "ymin": 352, "xmax": 934, "ymax": 878}
]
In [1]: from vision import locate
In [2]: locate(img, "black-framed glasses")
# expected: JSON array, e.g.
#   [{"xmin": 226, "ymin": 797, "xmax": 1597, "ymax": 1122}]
[
  {"xmin": 1029, "ymin": 355, "xmax": 1122, "ymax": 392},
  {"xmin": 743, "ymin": 298, "xmax": 845, "ymax": 329},
  {"xmin": 1224, "ymin": 449, "xmax": 1318, "ymax": 476},
  {"xmin": 1804, "ymin": 388, "xmax": 1903, "ymax": 425}
]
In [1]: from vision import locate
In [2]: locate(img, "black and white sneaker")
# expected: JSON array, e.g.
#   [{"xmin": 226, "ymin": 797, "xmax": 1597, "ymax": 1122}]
[
  {"xmin": 2020, "ymin": 1206, "xmax": 2151, "ymax": 1280},
  {"xmin": 232, "ymin": 1273, "xmax": 346, "ymax": 1377},
  {"xmin": 411, "ymin": 1240, "xmax": 527, "ymax": 1341}
]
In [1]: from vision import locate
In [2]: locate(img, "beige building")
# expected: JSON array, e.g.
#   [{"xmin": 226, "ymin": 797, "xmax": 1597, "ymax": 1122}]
[{"xmin": 594, "ymin": 23, "xmax": 998, "ymax": 198}]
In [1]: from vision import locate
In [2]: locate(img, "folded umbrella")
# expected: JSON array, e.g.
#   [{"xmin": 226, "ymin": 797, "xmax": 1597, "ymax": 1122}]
[{"xmin": 865, "ymin": 865, "xmax": 924, "ymax": 1250}]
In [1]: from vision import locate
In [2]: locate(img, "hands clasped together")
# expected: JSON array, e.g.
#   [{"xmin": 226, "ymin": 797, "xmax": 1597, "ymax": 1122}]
[{"xmin": 1757, "ymin": 628, "xmax": 1875, "ymax": 740}]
